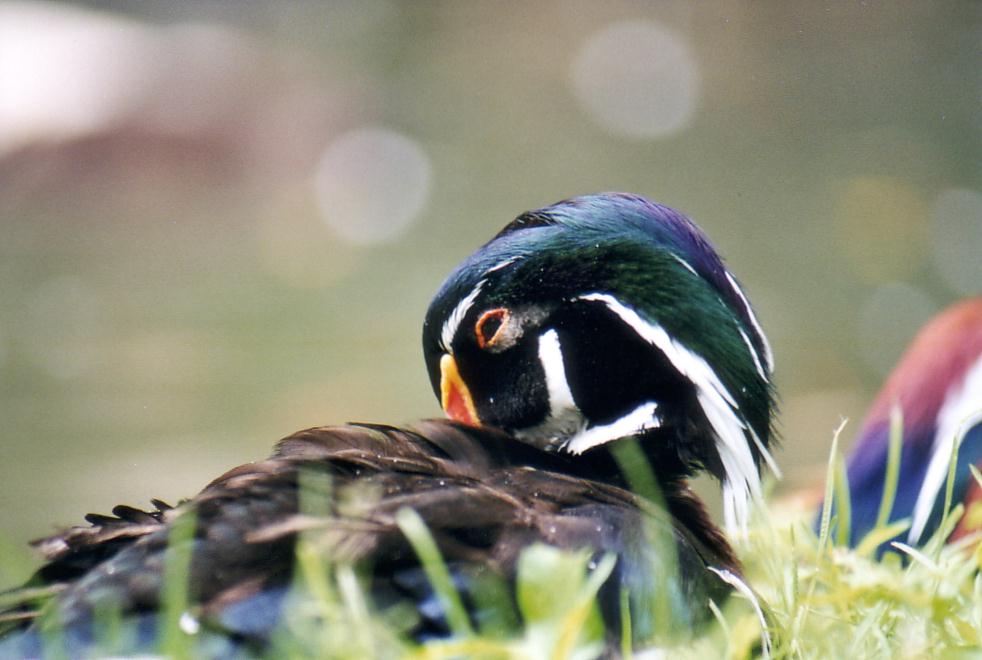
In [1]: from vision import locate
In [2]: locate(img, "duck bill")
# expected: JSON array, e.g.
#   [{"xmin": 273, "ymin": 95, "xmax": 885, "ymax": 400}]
[{"xmin": 439, "ymin": 354, "xmax": 481, "ymax": 426}]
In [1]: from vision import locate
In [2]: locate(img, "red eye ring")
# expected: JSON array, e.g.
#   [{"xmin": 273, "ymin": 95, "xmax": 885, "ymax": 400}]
[{"xmin": 475, "ymin": 308, "xmax": 510, "ymax": 349}]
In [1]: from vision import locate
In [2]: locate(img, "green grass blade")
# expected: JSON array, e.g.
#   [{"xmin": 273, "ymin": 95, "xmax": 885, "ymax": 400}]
[
  {"xmin": 833, "ymin": 451, "xmax": 852, "ymax": 547},
  {"xmin": 609, "ymin": 437, "xmax": 664, "ymax": 506},
  {"xmin": 92, "ymin": 597, "xmax": 126, "ymax": 656},
  {"xmin": 395, "ymin": 507, "xmax": 474, "ymax": 638},
  {"xmin": 707, "ymin": 598, "xmax": 730, "ymax": 657},
  {"xmin": 855, "ymin": 519, "xmax": 910, "ymax": 558},
  {"xmin": 466, "ymin": 569, "xmax": 519, "ymax": 637},
  {"xmin": 161, "ymin": 507, "xmax": 198, "ymax": 659},
  {"xmin": 970, "ymin": 464, "xmax": 982, "ymax": 491},
  {"xmin": 932, "ymin": 432, "xmax": 963, "ymax": 560},
  {"xmin": 889, "ymin": 541, "xmax": 940, "ymax": 573},
  {"xmin": 298, "ymin": 467, "xmax": 334, "ymax": 518},
  {"xmin": 619, "ymin": 586, "xmax": 632, "ymax": 660},
  {"xmin": 553, "ymin": 552, "xmax": 615, "ymax": 659},
  {"xmin": 875, "ymin": 404, "xmax": 904, "ymax": 529},
  {"xmin": 336, "ymin": 564, "xmax": 374, "ymax": 653},
  {"xmin": 817, "ymin": 419, "xmax": 848, "ymax": 554},
  {"xmin": 38, "ymin": 606, "xmax": 67, "ymax": 660}
]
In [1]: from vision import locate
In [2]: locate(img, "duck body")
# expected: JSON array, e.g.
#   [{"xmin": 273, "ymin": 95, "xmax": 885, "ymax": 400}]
[
  {"xmin": 1, "ymin": 420, "xmax": 735, "ymax": 656},
  {"xmin": 844, "ymin": 298, "xmax": 982, "ymax": 548}
]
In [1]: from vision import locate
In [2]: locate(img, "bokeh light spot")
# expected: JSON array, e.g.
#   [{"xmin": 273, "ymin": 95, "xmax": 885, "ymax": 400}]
[
  {"xmin": 0, "ymin": 2, "xmax": 152, "ymax": 155},
  {"xmin": 834, "ymin": 176, "xmax": 929, "ymax": 282},
  {"xmin": 256, "ymin": 193, "xmax": 360, "ymax": 289},
  {"xmin": 931, "ymin": 188, "xmax": 982, "ymax": 296},
  {"xmin": 570, "ymin": 20, "xmax": 700, "ymax": 139},
  {"xmin": 312, "ymin": 127, "xmax": 432, "ymax": 245},
  {"xmin": 856, "ymin": 282, "xmax": 938, "ymax": 378}
]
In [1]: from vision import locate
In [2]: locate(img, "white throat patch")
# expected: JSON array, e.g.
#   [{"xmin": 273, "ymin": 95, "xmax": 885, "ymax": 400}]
[{"xmin": 563, "ymin": 402, "xmax": 662, "ymax": 455}]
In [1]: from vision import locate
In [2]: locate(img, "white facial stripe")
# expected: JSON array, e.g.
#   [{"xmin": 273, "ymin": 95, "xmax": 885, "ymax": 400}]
[
  {"xmin": 485, "ymin": 255, "xmax": 523, "ymax": 274},
  {"xmin": 908, "ymin": 354, "xmax": 982, "ymax": 543},
  {"xmin": 724, "ymin": 271, "xmax": 774, "ymax": 374},
  {"xmin": 579, "ymin": 292, "xmax": 771, "ymax": 535},
  {"xmin": 670, "ymin": 253, "xmax": 698, "ymax": 276},
  {"xmin": 563, "ymin": 402, "xmax": 661, "ymax": 455},
  {"xmin": 515, "ymin": 329, "xmax": 585, "ymax": 447},
  {"xmin": 440, "ymin": 279, "xmax": 485, "ymax": 352},
  {"xmin": 537, "ymin": 329, "xmax": 577, "ymax": 412}
]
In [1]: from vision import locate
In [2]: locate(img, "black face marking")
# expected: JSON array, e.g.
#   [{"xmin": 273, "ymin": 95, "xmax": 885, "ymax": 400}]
[{"xmin": 453, "ymin": 333, "xmax": 550, "ymax": 431}]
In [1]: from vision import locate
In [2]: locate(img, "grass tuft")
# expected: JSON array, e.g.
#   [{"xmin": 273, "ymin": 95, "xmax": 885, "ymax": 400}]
[{"xmin": 395, "ymin": 507, "xmax": 474, "ymax": 639}]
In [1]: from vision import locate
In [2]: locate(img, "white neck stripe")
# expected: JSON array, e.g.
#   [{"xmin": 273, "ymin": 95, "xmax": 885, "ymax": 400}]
[{"xmin": 563, "ymin": 402, "xmax": 661, "ymax": 455}]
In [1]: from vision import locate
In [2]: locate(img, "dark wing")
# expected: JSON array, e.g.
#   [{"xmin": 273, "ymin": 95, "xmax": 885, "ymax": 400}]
[{"xmin": 1, "ymin": 420, "xmax": 735, "ymax": 654}]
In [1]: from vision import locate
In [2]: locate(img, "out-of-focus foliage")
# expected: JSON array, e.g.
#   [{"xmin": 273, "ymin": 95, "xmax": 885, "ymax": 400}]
[{"xmin": 0, "ymin": 1, "xmax": 978, "ymax": 586}]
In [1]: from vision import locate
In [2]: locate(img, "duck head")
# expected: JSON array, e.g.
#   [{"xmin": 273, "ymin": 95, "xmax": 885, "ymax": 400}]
[{"xmin": 422, "ymin": 193, "xmax": 777, "ymax": 533}]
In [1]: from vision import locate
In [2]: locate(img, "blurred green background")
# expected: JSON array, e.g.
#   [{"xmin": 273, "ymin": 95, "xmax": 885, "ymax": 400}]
[{"xmin": 0, "ymin": 1, "xmax": 979, "ymax": 586}]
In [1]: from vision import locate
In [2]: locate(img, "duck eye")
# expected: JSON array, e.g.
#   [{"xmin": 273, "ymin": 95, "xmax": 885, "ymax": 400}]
[{"xmin": 475, "ymin": 308, "xmax": 510, "ymax": 349}]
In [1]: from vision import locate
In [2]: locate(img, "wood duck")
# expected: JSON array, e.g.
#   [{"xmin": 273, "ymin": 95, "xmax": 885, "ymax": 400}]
[
  {"xmin": 0, "ymin": 193, "xmax": 776, "ymax": 655},
  {"xmin": 843, "ymin": 297, "xmax": 982, "ymax": 549}
]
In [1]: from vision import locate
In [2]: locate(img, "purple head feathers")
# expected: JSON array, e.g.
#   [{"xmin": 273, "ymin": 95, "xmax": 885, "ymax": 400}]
[{"xmin": 503, "ymin": 193, "xmax": 774, "ymax": 374}]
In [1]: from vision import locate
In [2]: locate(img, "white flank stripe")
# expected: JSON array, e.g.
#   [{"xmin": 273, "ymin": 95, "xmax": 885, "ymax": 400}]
[
  {"xmin": 564, "ymin": 402, "xmax": 662, "ymax": 455},
  {"xmin": 579, "ymin": 292, "xmax": 765, "ymax": 535},
  {"xmin": 440, "ymin": 279, "xmax": 485, "ymax": 352},
  {"xmin": 908, "ymin": 355, "xmax": 982, "ymax": 543},
  {"xmin": 724, "ymin": 271, "xmax": 774, "ymax": 374}
]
